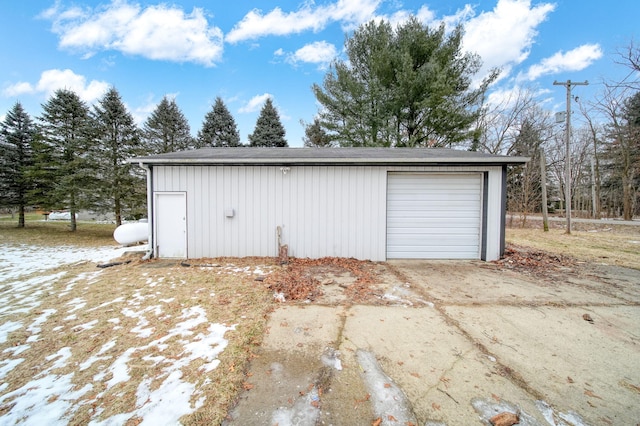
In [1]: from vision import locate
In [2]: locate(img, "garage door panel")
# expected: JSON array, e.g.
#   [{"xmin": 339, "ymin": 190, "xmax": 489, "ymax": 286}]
[
  {"xmin": 388, "ymin": 211, "xmax": 480, "ymax": 220},
  {"xmin": 386, "ymin": 173, "xmax": 482, "ymax": 259},
  {"xmin": 388, "ymin": 227, "xmax": 480, "ymax": 236},
  {"xmin": 388, "ymin": 200, "xmax": 480, "ymax": 209}
]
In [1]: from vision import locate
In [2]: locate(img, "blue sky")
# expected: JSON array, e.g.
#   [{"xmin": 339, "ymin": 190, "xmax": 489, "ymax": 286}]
[{"xmin": 0, "ymin": 0, "xmax": 637, "ymax": 147}]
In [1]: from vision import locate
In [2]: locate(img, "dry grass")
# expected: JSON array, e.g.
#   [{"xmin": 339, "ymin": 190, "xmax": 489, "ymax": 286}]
[
  {"xmin": 5, "ymin": 257, "xmax": 275, "ymax": 424},
  {"xmin": 0, "ymin": 219, "xmax": 277, "ymax": 424},
  {"xmin": 0, "ymin": 215, "xmax": 116, "ymax": 247},
  {"xmin": 506, "ymin": 220, "xmax": 640, "ymax": 270}
]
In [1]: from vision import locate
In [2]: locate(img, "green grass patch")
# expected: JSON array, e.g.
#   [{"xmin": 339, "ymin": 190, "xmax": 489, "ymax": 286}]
[{"xmin": 0, "ymin": 215, "xmax": 116, "ymax": 247}]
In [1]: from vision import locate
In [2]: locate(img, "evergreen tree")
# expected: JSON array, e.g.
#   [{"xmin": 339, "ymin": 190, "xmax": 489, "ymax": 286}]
[
  {"xmin": 196, "ymin": 97, "xmax": 241, "ymax": 147},
  {"xmin": 312, "ymin": 17, "xmax": 498, "ymax": 147},
  {"xmin": 93, "ymin": 87, "xmax": 146, "ymax": 226},
  {"xmin": 248, "ymin": 98, "xmax": 288, "ymax": 147},
  {"xmin": 303, "ymin": 118, "xmax": 332, "ymax": 147},
  {"xmin": 38, "ymin": 89, "xmax": 96, "ymax": 231},
  {"xmin": 27, "ymin": 133, "xmax": 56, "ymax": 214},
  {"xmin": 143, "ymin": 96, "xmax": 194, "ymax": 153},
  {"xmin": 0, "ymin": 102, "xmax": 36, "ymax": 227},
  {"xmin": 507, "ymin": 119, "xmax": 544, "ymax": 222}
]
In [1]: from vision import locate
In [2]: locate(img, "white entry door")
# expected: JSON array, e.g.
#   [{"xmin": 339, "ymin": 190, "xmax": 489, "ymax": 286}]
[{"xmin": 155, "ymin": 192, "xmax": 187, "ymax": 258}]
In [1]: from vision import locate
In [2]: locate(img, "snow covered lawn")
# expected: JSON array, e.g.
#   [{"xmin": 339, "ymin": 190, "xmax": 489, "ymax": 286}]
[{"xmin": 0, "ymin": 243, "xmax": 274, "ymax": 424}]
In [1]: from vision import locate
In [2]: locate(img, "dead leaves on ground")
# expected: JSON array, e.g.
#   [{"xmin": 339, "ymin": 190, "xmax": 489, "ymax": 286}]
[
  {"xmin": 264, "ymin": 257, "xmax": 378, "ymax": 302},
  {"xmin": 493, "ymin": 244, "xmax": 577, "ymax": 279}
]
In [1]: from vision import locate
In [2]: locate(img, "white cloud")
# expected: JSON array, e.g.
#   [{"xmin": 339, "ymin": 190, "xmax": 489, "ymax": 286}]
[
  {"xmin": 3, "ymin": 69, "xmax": 109, "ymax": 104},
  {"xmin": 287, "ymin": 41, "xmax": 338, "ymax": 69},
  {"xmin": 3, "ymin": 82, "xmax": 35, "ymax": 97},
  {"xmin": 226, "ymin": 0, "xmax": 381, "ymax": 43},
  {"xmin": 522, "ymin": 44, "xmax": 603, "ymax": 81},
  {"xmin": 128, "ymin": 97, "xmax": 157, "ymax": 126},
  {"xmin": 462, "ymin": 0, "xmax": 556, "ymax": 82},
  {"xmin": 42, "ymin": 0, "xmax": 223, "ymax": 66},
  {"xmin": 239, "ymin": 93, "xmax": 272, "ymax": 113}
]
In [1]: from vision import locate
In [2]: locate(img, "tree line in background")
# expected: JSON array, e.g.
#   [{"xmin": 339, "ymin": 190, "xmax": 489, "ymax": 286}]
[
  {"xmin": 1, "ymin": 16, "xmax": 639, "ymax": 228},
  {"xmin": 0, "ymin": 89, "xmax": 288, "ymax": 229},
  {"xmin": 307, "ymin": 19, "xmax": 639, "ymax": 222},
  {"xmin": 475, "ymin": 45, "xmax": 640, "ymax": 223}
]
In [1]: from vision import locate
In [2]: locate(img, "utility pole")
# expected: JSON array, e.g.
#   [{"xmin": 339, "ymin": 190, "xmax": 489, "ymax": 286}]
[
  {"xmin": 553, "ymin": 79, "xmax": 588, "ymax": 234},
  {"xmin": 540, "ymin": 147, "xmax": 549, "ymax": 232}
]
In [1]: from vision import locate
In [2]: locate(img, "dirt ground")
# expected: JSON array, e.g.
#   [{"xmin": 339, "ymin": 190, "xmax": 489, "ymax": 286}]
[{"xmin": 223, "ymin": 253, "xmax": 640, "ymax": 425}]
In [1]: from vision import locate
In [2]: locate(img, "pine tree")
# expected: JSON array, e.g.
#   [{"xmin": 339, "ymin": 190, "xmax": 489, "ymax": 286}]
[
  {"xmin": 38, "ymin": 89, "xmax": 96, "ymax": 231},
  {"xmin": 312, "ymin": 17, "xmax": 498, "ymax": 147},
  {"xmin": 0, "ymin": 102, "xmax": 36, "ymax": 227},
  {"xmin": 143, "ymin": 97, "xmax": 194, "ymax": 154},
  {"xmin": 196, "ymin": 97, "xmax": 241, "ymax": 147},
  {"xmin": 93, "ymin": 87, "xmax": 146, "ymax": 226},
  {"xmin": 303, "ymin": 118, "xmax": 332, "ymax": 147},
  {"xmin": 248, "ymin": 98, "xmax": 288, "ymax": 147}
]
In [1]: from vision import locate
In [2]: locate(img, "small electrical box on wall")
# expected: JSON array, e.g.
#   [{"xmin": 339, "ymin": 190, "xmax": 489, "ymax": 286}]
[{"xmin": 225, "ymin": 208, "xmax": 235, "ymax": 218}]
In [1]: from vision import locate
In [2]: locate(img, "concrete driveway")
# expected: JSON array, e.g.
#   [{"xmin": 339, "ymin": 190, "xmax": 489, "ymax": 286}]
[{"xmin": 224, "ymin": 259, "xmax": 640, "ymax": 425}]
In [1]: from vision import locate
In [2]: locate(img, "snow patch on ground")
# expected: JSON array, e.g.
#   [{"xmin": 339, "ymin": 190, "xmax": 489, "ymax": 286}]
[
  {"xmin": 0, "ymin": 242, "xmax": 236, "ymax": 425},
  {"xmin": 471, "ymin": 398, "xmax": 590, "ymax": 426},
  {"xmin": 0, "ymin": 244, "xmax": 135, "ymax": 282},
  {"xmin": 356, "ymin": 349, "xmax": 418, "ymax": 425},
  {"xmin": 271, "ymin": 387, "xmax": 320, "ymax": 426},
  {"xmin": 0, "ymin": 321, "xmax": 22, "ymax": 343}
]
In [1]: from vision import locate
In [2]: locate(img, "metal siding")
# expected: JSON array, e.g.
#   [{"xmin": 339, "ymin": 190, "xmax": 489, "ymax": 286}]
[
  {"xmin": 149, "ymin": 165, "xmax": 387, "ymax": 260},
  {"xmin": 151, "ymin": 165, "xmax": 503, "ymax": 261},
  {"xmin": 387, "ymin": 173, "xmax": 482, "ymax": 259}
]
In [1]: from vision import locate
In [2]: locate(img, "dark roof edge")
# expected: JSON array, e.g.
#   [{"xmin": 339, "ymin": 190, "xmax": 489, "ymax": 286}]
[{"xmin": 131, "ymin": 156, "xmax": 529, "ymax": 166}]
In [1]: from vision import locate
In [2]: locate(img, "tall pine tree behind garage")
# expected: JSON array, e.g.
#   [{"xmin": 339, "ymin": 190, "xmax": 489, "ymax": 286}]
[
  {"xmin": 248, "ymin": 98, "xmax": 288, "ymax": 147},
  {"xmin": 196, "ymin": 97, "xmax": 241, "ymax": 147},
  {"xmin": 143, "ymin": 96, "xmax": 194, "ymax": 154}
]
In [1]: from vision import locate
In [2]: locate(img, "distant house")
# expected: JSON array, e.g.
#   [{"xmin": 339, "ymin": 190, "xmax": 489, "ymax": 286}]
[{"xmin": 133, "ymin": 147, "xmax": 527, "ymax": 261}]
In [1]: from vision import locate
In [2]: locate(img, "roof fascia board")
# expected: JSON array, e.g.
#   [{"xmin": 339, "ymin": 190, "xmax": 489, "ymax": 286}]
[{"xmin": 131, "ymin": 157, "xmax": 530, "ymax": 166}]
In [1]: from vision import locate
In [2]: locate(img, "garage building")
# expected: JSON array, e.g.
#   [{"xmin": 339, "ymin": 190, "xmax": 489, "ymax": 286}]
[{"xmin": 133, "ymin": 148, "xmax": 527, "ymax": 262}]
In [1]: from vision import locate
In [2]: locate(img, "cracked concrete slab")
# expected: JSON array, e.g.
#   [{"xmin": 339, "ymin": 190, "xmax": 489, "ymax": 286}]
[
  {"xmin": 224, "ymin": 260, "xmax": 640, "ymax": 425},
  {"xmin": 445, "ymin": 304, "xmax": 640, "ymax": 425}
]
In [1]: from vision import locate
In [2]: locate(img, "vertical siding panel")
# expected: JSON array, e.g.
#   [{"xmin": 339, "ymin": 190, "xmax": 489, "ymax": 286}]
[
  {"xmin": 201, "ymin": 167, "xmax": 210, "ymax": 258},
  {"xmin": 361, "ymin": 167, "xmax": 371, "ymax": 259},
  {"xmin": 290, "ymin": 167, "xmax": 301, "ymax": 258},
  {"xmin": 222, "ymin": 167, "xmax": 231, "ymax": 255},
  {"xmin": 306, "ymin": 166, "xmax": 315, "ymax": 258},
  {"xmin": 235, "ymin": 166, "xmax": 243, "ymax": 256},
  {"xmin": 275, "ymin": 167, "xmax": 282, "ymax": 255},
  {"xmin": 485, "ymin": 167, "xmax": 502, "ymax": 261},
  {"xmin": 190, "ymin": 167, "xmax": 199, "ymax": 258},
  {"xmin": 339, "ymin": 167, "xmax": 347, "ymax": 257},
  {"xmin": 215, "ymin": 166, "xmax": 222, "ymax": 255},
  {"xmin": 261, "ymin": 166, "xmax": 269, "ymax": 256},
  {"xmin": 267, "ymin": 167, "xmax": 275, "ymax": 256},
  {"xmin": 280, "ymin": 167, "xmax": 288, "ymax": 255},
  {"xmin": 311, "ymin": 167, "xmax": 321, "ymax": 258},
  {"xmin": 290, "ymin": 167, "xmax": 300, "ymax": 257},
  {"xmin": 378, "ymin": 168, "xmax": 387, "ymax": 261},
  {"xmin": 338, "ymin": 167, "xmax": 348, "ymax": 257},
  {"xmin": 349, "ymin": 167, "xmax": 357, "ymax": 257},
  {"xmin": 325, "ymin": 167, "xmax": 336, "ymax": 257}
]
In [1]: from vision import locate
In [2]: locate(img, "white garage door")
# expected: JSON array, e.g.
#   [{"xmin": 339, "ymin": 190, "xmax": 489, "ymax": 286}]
[{"xmin": 387, "ymin": 173, "xmax": 482, "ymax": 259}]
